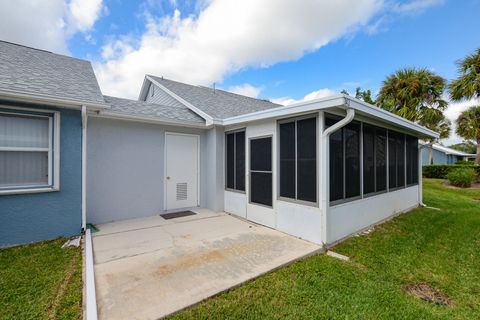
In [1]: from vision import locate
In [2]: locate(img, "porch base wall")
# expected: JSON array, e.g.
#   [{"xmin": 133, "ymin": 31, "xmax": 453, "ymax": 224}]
[{"xmin": 327, "ymin": 185, "xmax": 420, "ymax": 244}]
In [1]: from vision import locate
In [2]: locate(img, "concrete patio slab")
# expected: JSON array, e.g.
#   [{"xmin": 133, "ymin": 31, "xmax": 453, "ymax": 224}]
[{"xmin": 92, "ymin": 210, "xmax": 321, "ymax": 320}]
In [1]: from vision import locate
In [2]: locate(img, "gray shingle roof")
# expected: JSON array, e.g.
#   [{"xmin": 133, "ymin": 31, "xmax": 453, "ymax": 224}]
[
  {"xmin": 149, "ymin": 76, "xmax": 281, "ymax": 119},
  {"xmin": 0, "ymin": 40, "xmax": 105, "ymax": 105},
  {"xmin": 103, "ymin": 95, "xmax": 205, "ymax": 125}
]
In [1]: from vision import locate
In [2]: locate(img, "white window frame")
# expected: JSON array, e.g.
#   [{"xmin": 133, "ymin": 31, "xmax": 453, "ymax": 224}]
[{"xmin": 0, "ymin": 106, "xmax": 60, "ymax": 195}]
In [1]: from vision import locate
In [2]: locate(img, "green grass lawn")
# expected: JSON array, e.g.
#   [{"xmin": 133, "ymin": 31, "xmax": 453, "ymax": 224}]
[
  {"xmin": 0, "ymin": 238, "xmax": 82, "ymax": 320},
  {"xmin": 169, "ymin": 179, "xmax": 480, "ymax": 319}
]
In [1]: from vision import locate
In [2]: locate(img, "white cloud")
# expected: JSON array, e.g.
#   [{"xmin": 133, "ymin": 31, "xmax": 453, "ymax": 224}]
[
  {"xmin": 0, "ymin": 0, "xmax": 103, "ymax": 53},
  {"xmin": 95, "ymin": 0, "xmax": 384, "ymax": 98},
  {"xmin": 392, "ymin": 0, "xmax": 445, "ymax": 15},
  {"xmin": 67, "ymin": 0, "xmax": 103, "ymax": 32},
  {"xmin": 272, "ymin": 88, "xmax": 337, "ymax": 105},
  {"xmin": 441, "ymin": 98, "xmax": 480, "ymax": 145},
  {"xmin": 227, "ymin": 84, "xmax": 262, "ymax": 98}
]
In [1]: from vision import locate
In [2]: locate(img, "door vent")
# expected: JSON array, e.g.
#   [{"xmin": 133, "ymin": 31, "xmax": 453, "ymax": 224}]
[{"xmin": 176, "ymin": 183, "xmax": 188, "ymax": 201}]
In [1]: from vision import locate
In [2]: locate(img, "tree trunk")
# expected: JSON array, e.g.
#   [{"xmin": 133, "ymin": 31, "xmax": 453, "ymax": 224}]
[
  {"xmin": 476, "ymin": 137, "xmax": 480, "ymax": 165},
  {"xmin": 429, "ymin": 144, "xmax": 433, "ymax": 165}
]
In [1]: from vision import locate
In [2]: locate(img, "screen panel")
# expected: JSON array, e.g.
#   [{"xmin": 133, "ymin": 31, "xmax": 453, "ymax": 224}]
[
  {"xmin": 363, "ymin": 124, "xmax": 375, "ymax": 195},
  {"xmin": 250, "ymin": 137, "xmax": 272, "ymax": 171},
  {"xmin": 345, "ymin": 122, "xmax": 360, "ymax": 198},
  {"xmin": 235, "ymin": 131, "xmax": 245, "ymax": 191},
  {"xmin": 406, "ymin": 135, "xmax": 418, "ymax": 185},
  {"xmin": 250, "ymin": 172, "xmax": 273, "ymax": 206},
  {"xmin": 297, "ymin": 117, "xmax": 317, "ymax": 202},
  {"xmin": 375, "ymin": 128, "xmax": 387, "ymax": 192},
  {"xmin": 388, "ymin": 132, "xmax": 397, "ymax": 189},
  {"xmin": 396, "ymin": 133, "xmax": 405, "ymax": 187},
  {"xmin": 279, "ymin": 121, "xmax": 296, "ymax": 199},
  {"xmin": 226, "ymin": 133, "xmax": 235, "ymax": 189},
  {"xmin": 329, "ymin": 128, "xmax": 344, "ymax": 202}
]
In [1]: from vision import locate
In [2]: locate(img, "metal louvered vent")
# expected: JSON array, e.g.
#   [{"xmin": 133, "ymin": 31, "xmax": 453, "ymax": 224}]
[{"xmin": 176, "ymin": 182, "xmax": 188, "ymax": 200}]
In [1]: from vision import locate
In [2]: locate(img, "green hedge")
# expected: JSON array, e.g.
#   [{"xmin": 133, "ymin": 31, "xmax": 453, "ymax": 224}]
[{"xmin": 423, "ymin": 164, "xmax": 480, "ymax": 179}]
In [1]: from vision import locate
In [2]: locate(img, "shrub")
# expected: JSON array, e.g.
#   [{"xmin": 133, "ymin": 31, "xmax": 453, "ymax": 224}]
[
  {"xmin": 423, "ymin": 164, "xmax": 480, "ymax": 179},
  {"xmin": 455, "ymin": 160, "xmax": 475, "ymax": 166},
  {"xmin": 446, "ymin": 168, "xmax": 476, "ymax": 187}
]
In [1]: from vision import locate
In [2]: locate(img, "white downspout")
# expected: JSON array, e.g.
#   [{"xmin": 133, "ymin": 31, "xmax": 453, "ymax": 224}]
[
  {"xmin": 81, "ymin": 106, "xmax": 88, "ymax": 232},
  {"xmin": 320, "ymin": 106, "xmax": 355, "ymax": 246}
]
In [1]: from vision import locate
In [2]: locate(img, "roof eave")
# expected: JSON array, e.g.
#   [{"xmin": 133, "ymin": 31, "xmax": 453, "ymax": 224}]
[
  {"xmin": 92, "ymin": 109, "xmax": 209, "ymax": 129},
  {"xmin": 0, "ymin": 88, "xmax": 110, "ymax": 110},
  {"xmin": 222, "ymin": 94, "xmax": 439, "ymax": 139}
]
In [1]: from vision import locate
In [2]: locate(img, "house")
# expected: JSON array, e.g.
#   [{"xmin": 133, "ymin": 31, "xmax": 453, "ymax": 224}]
[
  {"xmin": 420, "ymin": 143, "xmax": 476, "ymax": 165},
  {"xmin": 0, "ymin": 41, "xmax": 438, "ymax": 247}
]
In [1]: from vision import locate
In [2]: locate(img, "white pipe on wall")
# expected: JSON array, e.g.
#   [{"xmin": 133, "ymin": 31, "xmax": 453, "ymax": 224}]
[
  {"xmin": 319, "ymin": 106, "xmax": 355, "ymax": 245},
  {"xmin": 81, "ymin": 106, "xmax": 88, "ymax": 231}
]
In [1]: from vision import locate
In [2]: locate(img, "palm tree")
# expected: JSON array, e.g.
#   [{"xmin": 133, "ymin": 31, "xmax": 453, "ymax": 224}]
[
  {"xmin": 450, "ymin": 48, "xmax": 480, "ymax": 101},
  {"xmin": 419, "ymin": 115, "xmax": 451, "ymax": 164},
  {"xmin": 377, "ymin": 68, "xmax": 448, "ymax": 124},
  {"xmin": 455, "ymin": 106, "xmax": 480, "ymax": 164}
]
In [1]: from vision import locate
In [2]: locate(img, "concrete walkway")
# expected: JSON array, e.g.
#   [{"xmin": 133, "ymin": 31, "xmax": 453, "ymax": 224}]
[{"xmin": 92, "ymin": 209, "xmax": 321, "ymax": 319}]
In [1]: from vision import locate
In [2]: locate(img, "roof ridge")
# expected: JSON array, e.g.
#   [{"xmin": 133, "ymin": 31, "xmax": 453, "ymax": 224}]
[
  {"xmin": 148, "ymin": 75, "xmax": 280, "ymax": 106},
  {"xmin": 0, "ymin": 39, "xmax": 90, "ymax": 63}
]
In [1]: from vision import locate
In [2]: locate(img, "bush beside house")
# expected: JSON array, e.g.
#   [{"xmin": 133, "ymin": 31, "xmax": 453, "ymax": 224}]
[
  {"xmin": 446, "ymin": 168, "xmax": 477, "ymax": 187},
  {"xmin": 423, "ymin": 164, "xmax": 480, "ymax": 179}
]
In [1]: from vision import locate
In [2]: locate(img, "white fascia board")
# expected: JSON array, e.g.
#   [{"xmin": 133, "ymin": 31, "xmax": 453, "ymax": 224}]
[
  {"xmin": 146, "ymin": 75, "xmax": 218, "ymax": 126},
  {"xmin": 222, "ymin": 95, "xmax": 347, "ymax": 126},
  {"xmin": 137, "ymin": 76, "xmax": 151, "ymax": 101},
  {"xmin": 91, "ymin": 110, "xmax": 210, "ymax": 129},
  {"xmin": 0, "ymin": 89, "xmax": 110, "ymax": 111},
  {"xmin": 345, "ymin": 97, "xmax": 439, "ymax": 138},
  {"xmin": 222, "ymin": 94, "xmax": 439, "ymax": 139}
]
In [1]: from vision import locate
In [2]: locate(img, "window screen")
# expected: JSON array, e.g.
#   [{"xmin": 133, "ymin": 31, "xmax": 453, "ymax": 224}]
[
  {"xmin": 235, "ymin": 131, "xmax": 245, "ymax": 191},
  {"xmin": 375, "ymin": 128, "xmax": 387, "ymax": 192},
  {"xmin": 279, "ymin": 121, "xmax": 296, "ymax": 199},
  {"xmin": 0, "ymin": 113, "xmax": 51, "ymax": 189},
  {"xmin": 250, "ymin": 137, "xmax": 272, "ymax": 206},
  {"xmin": 326, "ymin": 116, "xmax": 344, "ymax": 202},
  {"xmin": 279, "ymin": 117, "xmax": 317, "ymax": 203},
  {"xmin": 326, "ymin": 114, "xmax": 415, "ymax": 206},
  {"xmin": 225, "ymin": 130, "xmax": 245, "ymax": 191},
  {"xmin": 406, "ymin": 135, "xmax": 418, "ymax": 185},
  {"xmin": 388, "ymin": 132, "xmax": 397, "ymax": 189},
  {"xmin": 363, "ymin": 124, "xmax": 375, "ymax": 195},
  {"xmin": 396, "ymin": 133, "xmax": 405, "ymax": 187},
  {"xmin": 226, "ymin": 133, "xmax": 235, "ymax": 189},
  {"xmin": 296, "ymin": 118, "xmax": 317, "ymax": 202},
  {"xmin": 250, "ymin": 137, "xmax": 271, "ymax": 171},
  {"xmin": 345, "ymin": 122, "xmax": 360, "ymax": 198}
]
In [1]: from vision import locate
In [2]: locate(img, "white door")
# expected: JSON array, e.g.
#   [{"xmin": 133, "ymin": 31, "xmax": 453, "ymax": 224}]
[{"xmin": 165, "ymin": 133, "xmax": 199, "ymax": 210}]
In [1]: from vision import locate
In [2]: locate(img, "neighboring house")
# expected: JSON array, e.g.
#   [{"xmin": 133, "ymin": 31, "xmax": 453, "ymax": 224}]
[
  {"xmin": 420, "ymin": 143, "xmax": 476, "ymax": 165},
  {"xmin": 0, "ymin": 41, "xmax": 438, "ymax": 247}
]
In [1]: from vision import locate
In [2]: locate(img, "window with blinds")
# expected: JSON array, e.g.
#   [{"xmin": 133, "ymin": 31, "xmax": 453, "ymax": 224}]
[{"xmin": 0, "ymin": 110, "xmax": 56, "ymax": 191}]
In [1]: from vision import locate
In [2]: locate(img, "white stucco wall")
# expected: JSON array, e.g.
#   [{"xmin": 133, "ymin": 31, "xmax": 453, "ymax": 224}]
[
  {"xmin": 224, "ymin": 117, "xmax": 324, "ymax": 245},
  {"xmin": 224, "ymin": 191, "xmax": 247, "ymax": 218},
  {"xmin": 327, "ymin": 185, "xmax": 420, "ymax": 244},
  {"xmin": 87, "ymin": 117, "xmax": 213, "ymax": 224}
]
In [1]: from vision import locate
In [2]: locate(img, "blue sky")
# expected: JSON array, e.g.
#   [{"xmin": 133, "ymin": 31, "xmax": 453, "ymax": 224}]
[
  {"xmin": 63, "ymin": 0, "xmax": 480, "ymax": 101},
  {"xmin": 0, "ymin": 0, "xmax": 479, "ymax": 143}
]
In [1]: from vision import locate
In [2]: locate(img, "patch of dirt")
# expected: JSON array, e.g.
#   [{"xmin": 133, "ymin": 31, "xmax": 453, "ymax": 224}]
[
  {"xmin": 47, "ymin": 253, "xmax": 79, "ymax": 319},
  {"xmin": 403, "ymin": 283, "xmax": 452, "ymax": 306}
]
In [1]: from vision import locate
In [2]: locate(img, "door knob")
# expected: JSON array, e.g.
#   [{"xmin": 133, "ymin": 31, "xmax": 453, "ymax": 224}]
[{"xmin": 166, "ymin": 176, "xmax": 171, "ymax": 180}]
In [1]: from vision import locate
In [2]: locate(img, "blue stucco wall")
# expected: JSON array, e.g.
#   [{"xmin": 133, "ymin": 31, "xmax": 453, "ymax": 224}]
[
  {"xmin": 421, "ymin": 148, "xmax": 448, "ymax": 165},
  {"xmin": 0, "ymin": 102, "xmax": 82, "ymax": 247}
]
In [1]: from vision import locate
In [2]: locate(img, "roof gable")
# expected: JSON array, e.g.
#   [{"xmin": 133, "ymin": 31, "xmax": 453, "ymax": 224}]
[
  {"xmin": 0, "ymin": 40, "xmax": 105, "ymax": 107},
  {"xmin": 144, "ymin": 76, "xmax": 281, "ymax": 120}
]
